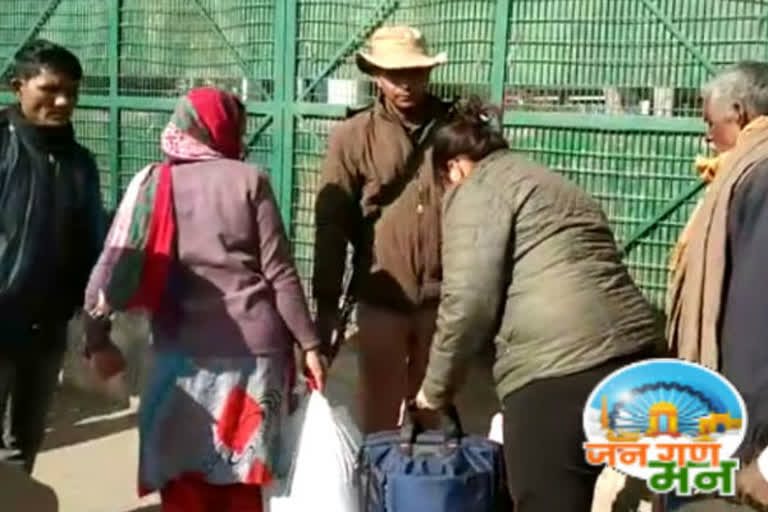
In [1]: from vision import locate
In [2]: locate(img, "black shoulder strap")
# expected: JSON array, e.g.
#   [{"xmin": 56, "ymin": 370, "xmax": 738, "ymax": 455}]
[
  {"xmin": 345, "ymin": 102, "xmax": 375, "ymax": 119},
  {"xmin": 399, "ymin": 97, "xmax": 458, "ymax": 185},
  {"xmin": 332, "ymin": 98, "xmax": 457, "ymax": 338}
]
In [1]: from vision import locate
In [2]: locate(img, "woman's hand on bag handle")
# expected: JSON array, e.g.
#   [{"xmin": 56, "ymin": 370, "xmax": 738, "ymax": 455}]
[
  {"xmin": 403, "ymin": 391, "xmax": 442, "ymax": 431},
  {"xmin": 83, "ymin": 291, "xmax": 126, "ymax": 381},
  {"xmin": 304, "ymin": 347, "xmax": 328, "ymax": 393},
  {"xmin": 415, "ymin": 388, "xmax": 439, "ymax": 411}
]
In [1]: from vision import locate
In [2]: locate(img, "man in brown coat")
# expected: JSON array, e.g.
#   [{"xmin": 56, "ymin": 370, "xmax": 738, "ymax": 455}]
[{"xmin": 313, "ymin": 26, "xmax": 453, "ymax": 433}]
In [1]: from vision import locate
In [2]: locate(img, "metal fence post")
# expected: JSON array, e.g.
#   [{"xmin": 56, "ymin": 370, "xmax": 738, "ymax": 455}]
[
  {"xmin": 281, "ymin": 0, "xmax": 298, "ymax": 233},
  {"xmin": 107, "ymin": 0, "xmax": 121, "ymax": 210},
  {"xmin": 272, "ymin": 0, "xmax": 297, "ymax": 230},
  {"xmin": 490, "ymin": 0, "xmax": 511, "ymax": 106}
]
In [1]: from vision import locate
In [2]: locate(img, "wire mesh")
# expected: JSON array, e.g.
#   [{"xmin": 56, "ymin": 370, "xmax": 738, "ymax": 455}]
[
  {"xmin": 119, "ymin": 0, "xmax": 275, "ymax": 99},
  {"xmin": 292, "ymin": 115, "xmax": 338, "ymax": 296},
  {"xmin": 506, "ymin": 125, "xmax": 706, "ymax": 306},
  {"xmin": 0, "ymin": 0, "xmax": 108, "ymax": 93},
  {"xmin": 390, "ymin": 0, "xmax": 495, "ymax": 100},
  {"xmin": 245, "ymin": 115, "xmax": 275, "ymax": 174},
  {"xmin": 505, "ymin": 0, "xmax": 767, "ymax": 117},
  {"xmin": 0, "ymin": 0, "xmax": 763, "ymax": 310},
  {"xmin": 72, "ymin": 107, "xmax": 111, "ymax": 202},
  {"xmin": 118, "ymin": 110, "xmax": 166, "ymax": 194},
  {"xmin": 118, "ymin": 109, "xmax": 274, "ymax": 197},
  {"xmin": 289, "ymin": 0, "xmax": 758, "ymax": 306},
  {"xmin": 295, "ymin": 0, "xmax": 494, "ymax": 105}
]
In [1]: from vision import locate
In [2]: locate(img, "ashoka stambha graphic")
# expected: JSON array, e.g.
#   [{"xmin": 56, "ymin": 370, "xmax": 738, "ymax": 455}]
[{"xmin": 601, "ymin": 382, "xmax": 741, "ymax": 441}]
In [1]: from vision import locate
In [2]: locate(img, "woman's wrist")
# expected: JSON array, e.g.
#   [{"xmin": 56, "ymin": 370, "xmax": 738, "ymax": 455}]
[
  {"xmin": 415, "ymin": 388, "xmax": 439, "ymax": 410},
  {"xmin": 83, "ymin": 310, "xmax": 114, "ymax": 356},
  {"xmin": 301, "ymin": 341, "xmax": 323, "ymax": 353}
]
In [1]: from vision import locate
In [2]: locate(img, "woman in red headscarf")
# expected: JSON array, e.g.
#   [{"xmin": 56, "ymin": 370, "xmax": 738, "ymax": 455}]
[{"xmin": 83, "ymin": 88, "xmax": 326, "ymax": 512}]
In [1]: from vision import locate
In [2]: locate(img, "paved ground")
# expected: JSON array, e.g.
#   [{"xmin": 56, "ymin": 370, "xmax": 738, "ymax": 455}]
[{"xmin": 4, "ymin": 341, "xmax": 647, "ymax": 511}]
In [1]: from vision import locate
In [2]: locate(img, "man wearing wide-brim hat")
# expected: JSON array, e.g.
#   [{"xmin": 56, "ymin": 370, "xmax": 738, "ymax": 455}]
[
  {"xmin": 313, "ymin": 26, "xmax": 454, "ymax": 433},
  {"xmin": 355, "ymin": 26, "xmax": 447, "ymax": 75}
]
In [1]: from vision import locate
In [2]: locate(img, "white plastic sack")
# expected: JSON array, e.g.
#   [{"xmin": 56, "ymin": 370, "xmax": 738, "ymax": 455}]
[
  {"xmin": 488, "ymin": 412, "xmax": 503, "ymax": 444},
  {"xmin": 264, "ymin": 390, "xmax": 361, "ymax": 512}
]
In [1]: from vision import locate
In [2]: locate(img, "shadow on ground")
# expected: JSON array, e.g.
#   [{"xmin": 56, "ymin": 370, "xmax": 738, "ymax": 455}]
[
  {"xmin": 126, "ymin": 506, "xmax": 161, "ymax": 512},
  {"xmin": 1, "ymin": 463, "xmax": 59, "ymax": 512},
  {"xmin": 41, "ymin": 386, "xmax": 137, "ymax": 452}
]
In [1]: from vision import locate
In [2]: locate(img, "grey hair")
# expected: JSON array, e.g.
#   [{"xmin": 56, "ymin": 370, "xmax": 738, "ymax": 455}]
[{"xmin": 701, "ymin": 61, "xmax": 768, "ymax": 117}]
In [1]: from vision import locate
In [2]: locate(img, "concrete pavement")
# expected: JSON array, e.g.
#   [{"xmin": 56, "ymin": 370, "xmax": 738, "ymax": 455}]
[{"xmin": 2, "ymin": 341, "xmax": 646, "ymax": 511}]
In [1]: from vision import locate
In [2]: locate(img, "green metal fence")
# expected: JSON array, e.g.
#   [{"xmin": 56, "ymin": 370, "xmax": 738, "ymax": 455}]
[{"xmin": 0, "ymin": 0, "xmax": 766, "ymax": 308}]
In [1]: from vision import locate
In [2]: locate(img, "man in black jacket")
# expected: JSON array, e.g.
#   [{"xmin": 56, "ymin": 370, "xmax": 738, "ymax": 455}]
[
  {"xmin": 666, "ymin": 61, "xmax": 768, "ymax": 511},
  {"xmin": 0, "ymin": 40, "xmax": 108, "ymax": 473}
]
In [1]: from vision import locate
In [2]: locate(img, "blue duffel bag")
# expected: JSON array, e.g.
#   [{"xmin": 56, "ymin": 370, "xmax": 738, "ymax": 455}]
[{"xmin": 357, "ymin": 405, "xmax": 513, "ymax": 511}]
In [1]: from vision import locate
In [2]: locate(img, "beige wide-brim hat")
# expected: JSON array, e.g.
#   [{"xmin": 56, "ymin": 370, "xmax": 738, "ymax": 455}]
[{"xmin": 357, "ymin": 25, "xmax": 448, "ymax": 74}]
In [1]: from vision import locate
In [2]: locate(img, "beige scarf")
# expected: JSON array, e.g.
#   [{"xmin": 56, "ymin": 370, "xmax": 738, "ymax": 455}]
[{"xmin": 666, "ymin": 116, "xmax": 768, "ymax": 369}]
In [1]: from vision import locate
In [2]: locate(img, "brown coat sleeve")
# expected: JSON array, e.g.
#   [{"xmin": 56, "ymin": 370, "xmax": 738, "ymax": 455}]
[{"xmin": 313, "ymin": 122, "xmax": 362, "ymax": 312}]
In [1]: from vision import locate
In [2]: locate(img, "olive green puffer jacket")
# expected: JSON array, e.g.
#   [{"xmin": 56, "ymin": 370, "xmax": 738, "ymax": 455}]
[{"xmin": 421, "ymin": 150, "xmax": 663, "ymax": 407}]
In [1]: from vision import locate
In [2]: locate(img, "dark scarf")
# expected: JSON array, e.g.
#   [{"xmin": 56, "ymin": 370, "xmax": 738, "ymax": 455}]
[{"xmin": 0, "ymin": 105, "xmax": 77, "ymax": 314}]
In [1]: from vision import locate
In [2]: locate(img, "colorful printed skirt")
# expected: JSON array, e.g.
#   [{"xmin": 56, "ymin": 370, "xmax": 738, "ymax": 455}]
[{"xmin": 138, "ymin": 350, "xmax": 294, "ymax": 496}]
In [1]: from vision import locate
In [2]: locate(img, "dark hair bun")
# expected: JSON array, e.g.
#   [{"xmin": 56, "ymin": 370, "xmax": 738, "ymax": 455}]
[
  {"xmin": 452, "ymin": 95, "xmax": 502, "ymax": 132},
  {"xmin": 432, "ymin": 95, "xmax": 509, "ymax": 174}
]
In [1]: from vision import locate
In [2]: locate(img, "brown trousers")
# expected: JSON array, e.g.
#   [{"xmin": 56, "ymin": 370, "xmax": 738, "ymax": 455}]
[
  {"xmin": 354, "ymin": 302, "xmax": 497, "ymax": 435},
  {"xmin": 355, "ymin": 303, "xmax": 437, "ymax": 434}
]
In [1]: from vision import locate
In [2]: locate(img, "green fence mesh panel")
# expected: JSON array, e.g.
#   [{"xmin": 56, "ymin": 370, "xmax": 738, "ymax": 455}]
[
  {"xmin": 506, "ymin": 126, "xmax": 705, "ymax": 305},
  {"xmin": 403, "ymin": 0, "xmax": 495, "ymax": 99},
  {"xmin": 0, "ymin": 0, "xmax": 108, "ymax": 93},
  {"xmin": 295, "ymin": 0, "xmax": 495, "ymax": 105},
  {"xmin": 295, "ymin": 0, "xmax": 372, "ymax": 82},
  {"xmin": 505, "ymin": 0, "xmax": 767, "ymax": 116},
  {"xmin": 37, "ymin": 0, "xmax": 109, "ymax": 93},
  {"xmin": 292, "ymin": 116, "xmax": 336, "ymax": 289},
  {"xmin": 120, "ymin": 0, "xmax": 275, "ymax": 99},
  {"xmin": 118, "ymin": 110, "xmax": 166, "ymax": 194},
  {"xmin": 72, "ymin": 107, "xmax": 111, "ymax": 202},
  {"xmin": 288, "ymin": 0, "xmax": 768, "ymax": 308},
  {"xmin": 118, "ymin": 109, "xmax": 274, "ymax": 196},
  {"xmin": 0, "ymin": 0, "xmax": 766, "ymax": 310},
  {"xmin": 245, "ymin": 115, "xmax": 275, "ymax": 173}
]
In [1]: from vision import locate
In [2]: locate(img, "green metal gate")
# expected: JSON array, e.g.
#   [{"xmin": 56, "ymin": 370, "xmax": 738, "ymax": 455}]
[
  {"xmin": 0, "ymin": 0, "xmax": 282, "ymax": 212},
  {"xmin": 0, "ymin": 0, "xmax": 766, "ymax": 307},
  {"xmin": 287, "ymin": 0, "xmax": 768, "ymax": 308}
]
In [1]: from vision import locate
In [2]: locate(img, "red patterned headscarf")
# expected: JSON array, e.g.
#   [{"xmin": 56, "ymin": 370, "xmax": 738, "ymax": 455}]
[
  {"xmin": 161, "ymin": 87, "xmax": 246, "ymax": 162},
  {"xmin": 97, "ymin": 88, "xmax": 247, "ymax": 314}
]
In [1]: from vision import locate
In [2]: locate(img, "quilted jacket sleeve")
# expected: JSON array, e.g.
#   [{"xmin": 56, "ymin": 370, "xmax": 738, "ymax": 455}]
[{"xmin": 421, "ymin": 178, "xmax": 515, "ymax": 408}]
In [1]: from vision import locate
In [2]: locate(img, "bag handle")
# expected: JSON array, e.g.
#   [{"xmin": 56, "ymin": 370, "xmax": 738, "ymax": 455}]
[
  {"xmin": 303, "ymin": 368, "xmax": 320, "ymax": 392},
  {"xmin": 398, "ymin": 402, "xmax": 464, "ymax": 451}
]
